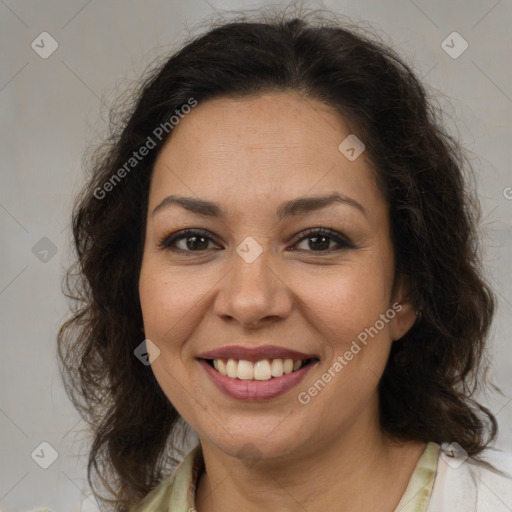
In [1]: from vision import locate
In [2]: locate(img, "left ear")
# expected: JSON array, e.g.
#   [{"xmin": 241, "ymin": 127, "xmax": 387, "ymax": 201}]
[{"xmin": 389, "ymin": 275, "xmax": 418, "ymax": 341}]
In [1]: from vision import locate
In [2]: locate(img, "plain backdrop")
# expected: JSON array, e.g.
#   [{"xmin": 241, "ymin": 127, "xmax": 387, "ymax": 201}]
[{"xmin": 1, "ymin": 0, "xmax": 511, "ymax": 510}]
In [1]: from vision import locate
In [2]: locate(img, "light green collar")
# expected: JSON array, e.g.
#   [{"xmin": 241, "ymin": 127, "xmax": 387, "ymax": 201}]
[
  {"xmin": 131, "ymin": 441, "xmax": 440, "ymax": 512},
  {"xmin": 395, "ymin": 442, "xmax": 440, "ymax": 512}
]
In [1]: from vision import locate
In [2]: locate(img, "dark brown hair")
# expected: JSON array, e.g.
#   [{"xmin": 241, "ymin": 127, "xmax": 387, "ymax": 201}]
[{"xmin": 57, "ymin": 5, "xmax": 498, "ymax": 511}]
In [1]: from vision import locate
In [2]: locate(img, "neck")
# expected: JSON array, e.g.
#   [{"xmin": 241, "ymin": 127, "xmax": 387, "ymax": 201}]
[{"xmin": 195, "ymin": 404, "xmax": 426, "ymax": 512}]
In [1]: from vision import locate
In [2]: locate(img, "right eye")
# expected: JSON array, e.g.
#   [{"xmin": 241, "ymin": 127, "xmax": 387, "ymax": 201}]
[{"xmin": 157, "ymin": 229, "xmax": 222, "ymax": 254}]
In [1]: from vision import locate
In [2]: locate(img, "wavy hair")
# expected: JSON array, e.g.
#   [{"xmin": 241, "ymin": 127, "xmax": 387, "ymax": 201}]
[{"xmin": 57, "ymin": 5, "xmax": 498, "ymax": 511}]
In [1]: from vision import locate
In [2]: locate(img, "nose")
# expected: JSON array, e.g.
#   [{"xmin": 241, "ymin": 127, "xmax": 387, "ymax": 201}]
[{"xmin": 213, "ymin": 240, "xmax": 292, "ymax": 329}]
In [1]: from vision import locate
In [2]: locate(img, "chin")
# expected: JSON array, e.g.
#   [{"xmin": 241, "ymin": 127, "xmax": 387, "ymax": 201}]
[{"xmin": 202, "ymin": 426, "xmax": 306, "ymax": 464}]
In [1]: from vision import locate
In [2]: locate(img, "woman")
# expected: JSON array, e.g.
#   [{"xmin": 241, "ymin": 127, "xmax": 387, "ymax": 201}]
[{"xmin": 57, "ymin": 6, "xmax": 512, "ymax": 512}]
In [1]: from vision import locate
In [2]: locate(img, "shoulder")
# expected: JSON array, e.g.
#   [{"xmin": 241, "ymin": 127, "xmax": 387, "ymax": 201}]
[
  {"xmin": 427, "ymin": 443, "xmax": 512, "ymax": 512},
  {"xmin": 129, "ymin": 472, "xmax": 176, "ymax": 512},
  {"xmin": 130, "ymin": 443, "xmax": 203, "ymax": 512}
]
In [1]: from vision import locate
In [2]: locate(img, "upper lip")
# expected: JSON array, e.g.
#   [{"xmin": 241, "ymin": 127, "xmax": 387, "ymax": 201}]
[{"xmin": 197, "ymin": 345, "xmax": 318, "ymax": 362}]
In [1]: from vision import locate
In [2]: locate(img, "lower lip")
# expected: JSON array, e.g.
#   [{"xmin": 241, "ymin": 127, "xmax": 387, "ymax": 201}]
[{"xmin": 198, "ymin": 359, "xmax": 317, "ymax": 400}]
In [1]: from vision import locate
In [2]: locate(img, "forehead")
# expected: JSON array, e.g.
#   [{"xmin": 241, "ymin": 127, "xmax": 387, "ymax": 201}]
[{"xmin": 149, "ymin": 92, "xmax": 383, "ymax": 216}]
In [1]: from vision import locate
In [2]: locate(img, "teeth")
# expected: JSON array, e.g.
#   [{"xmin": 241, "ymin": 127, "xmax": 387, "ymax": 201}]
[
  {"xmin": 271, "ymin": 359, "xmax": 283, "ymax": 377},
  {"xmin": 237, "ymin": 360, "xmax": 253, "ymax": 380},
  {"xmin": 254, "ymin": 360, "xmax": 271, "ymax": 381},
  {"xmin": 283, "ymin": 359, "xmax": 294, "ymax": 374},
  {"xmin": 226, "ymin": 359, "xmax": 238, "ymax": 378},
  {"xmin": 212, "ymin": 358, "xmax": 308, "ymax": 380}
]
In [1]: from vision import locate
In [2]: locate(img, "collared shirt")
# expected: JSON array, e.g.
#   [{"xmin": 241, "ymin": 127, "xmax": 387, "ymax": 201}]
[
  {"xmin": 28, "ymin": 439, "xmax": 512, "ymax": 511},
  {"xmin": 130, "ymin": 441, "xmax": 445, "ymax": 511}
]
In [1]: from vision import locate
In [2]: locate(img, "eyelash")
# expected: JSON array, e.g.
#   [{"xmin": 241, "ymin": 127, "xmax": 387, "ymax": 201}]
[{"xmin": 157, "ymin": 227, "xmax": 355, "ymax": 255}]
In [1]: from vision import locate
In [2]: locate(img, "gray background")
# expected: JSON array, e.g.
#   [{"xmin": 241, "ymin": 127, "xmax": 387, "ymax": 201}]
[{"xmin": 1, "ymin": 0, "xmax": 511, "ymax": 510}]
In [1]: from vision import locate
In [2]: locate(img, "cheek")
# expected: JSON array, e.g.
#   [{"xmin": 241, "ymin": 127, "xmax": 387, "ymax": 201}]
[
  {"xmin": 138, "ymin": 262, "xmax": 204, "ymax": 344},
  {"xmin": 294, "ymin": 267, "xmax": 394, "ymax": 418},
  {"xmin": 296, "ymin": 263, "xmax": 391, "ymax": 343},
  {"xmin": 138, "ymin": 263, "xmax": 204, "ymax": 408}
]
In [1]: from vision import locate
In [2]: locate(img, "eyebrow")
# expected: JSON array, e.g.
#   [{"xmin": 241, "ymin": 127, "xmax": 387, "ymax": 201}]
[{"xmin": 152, "ymin": 192, "xmax": 366, "ymax": 220}]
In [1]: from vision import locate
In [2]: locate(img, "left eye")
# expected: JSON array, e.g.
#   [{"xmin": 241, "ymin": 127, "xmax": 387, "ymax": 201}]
[
  {"xmin": 158, "ymin": 228, "xmax": 353, "ymax": 254},
  {"xmin": 293, "ymin": 228, "xmax": 353, "ymax": 252}
]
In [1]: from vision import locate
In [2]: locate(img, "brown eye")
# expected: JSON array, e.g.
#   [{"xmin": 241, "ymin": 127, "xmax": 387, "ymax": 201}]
[
  {"xmin": 158, "ymin": 229, "xmax": 221, "ymax": 253},
  {"xmin": 292, "ymin": 228, "xmax": 354, "ymax": 253},
  {"xmin": 157, "ymin": 227, "xmax": 355, "ymax": 255}
]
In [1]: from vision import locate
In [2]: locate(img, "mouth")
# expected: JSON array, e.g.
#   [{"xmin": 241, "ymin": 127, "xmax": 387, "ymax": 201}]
[
  {"xmin": 198, "ymin": 356, "xmax": 320, "ymax": 400},
  {"xmin": 196, "ymin": 345, "xmax": 320, "ymax": 400},
  {"xmin": 201, "ymin": 357, "xmax": 320, "ymax": 381}
]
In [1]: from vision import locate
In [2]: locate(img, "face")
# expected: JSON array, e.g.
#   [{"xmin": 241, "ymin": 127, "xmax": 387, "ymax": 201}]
[{"xmin": 138, "ymin": 91, "xmax": 416, "ymax": 463}]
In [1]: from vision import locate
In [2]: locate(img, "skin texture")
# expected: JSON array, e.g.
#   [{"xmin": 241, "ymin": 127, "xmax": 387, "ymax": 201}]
[{"xmin": 138, "ymin": 91, "xmax": 424, "ymax": 512}]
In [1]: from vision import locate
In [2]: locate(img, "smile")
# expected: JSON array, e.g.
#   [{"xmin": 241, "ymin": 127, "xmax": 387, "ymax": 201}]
[
  {"xmin": 198, "ymin": 357, "xmax": 319, "ymax": 400},
  {"xmin": 206, "ymin": 357, "xmax": 316, "ymax": 381}
]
